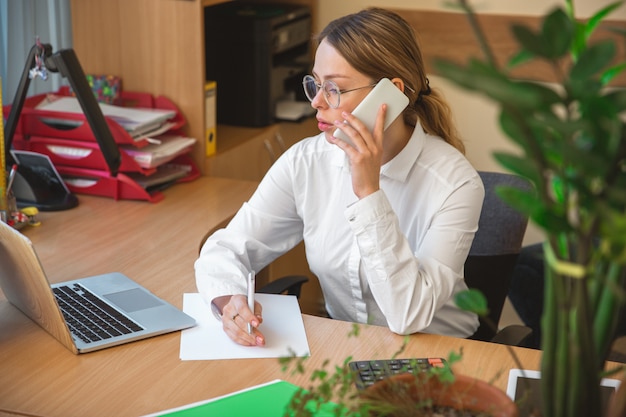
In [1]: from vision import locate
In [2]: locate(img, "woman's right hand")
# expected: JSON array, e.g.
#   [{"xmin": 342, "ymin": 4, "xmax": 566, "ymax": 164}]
[{"xmin": 220, "ymin": 294, "xmax": 265, "ymax": 346}]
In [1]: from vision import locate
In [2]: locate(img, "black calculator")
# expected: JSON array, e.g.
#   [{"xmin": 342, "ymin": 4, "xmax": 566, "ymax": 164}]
[{"xmin": 348, "ymin": 357, "xmax": 447, "ymax": 390}]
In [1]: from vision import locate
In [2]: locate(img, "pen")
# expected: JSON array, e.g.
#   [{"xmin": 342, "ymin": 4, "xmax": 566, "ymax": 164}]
[
  {"xmin": 247, "ymin": 270, "xmax": 255, "ymax": 335},
  {"xmin": 6, "ymin": 164, "xmax": 17, "ymax": 194}
]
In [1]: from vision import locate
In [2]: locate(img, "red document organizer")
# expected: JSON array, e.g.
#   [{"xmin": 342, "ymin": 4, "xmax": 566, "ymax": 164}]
[
  {"xmin": 57, "ymin": 166, "xmax": 166, "ymax": 203},
  {"xmin": 56, "ymin": 154, "xmax": 200, "ymax": 203},
  {"xmin": 12, "ymin": 135, "xmax": 157, "ymax": 175},
  {"xmin": 5, "ymin": 88, "xmax": 186, "ymax": 147},
  {"xmin": 4, "ymin": 88, "xmax": 198, "ymax": 203}
]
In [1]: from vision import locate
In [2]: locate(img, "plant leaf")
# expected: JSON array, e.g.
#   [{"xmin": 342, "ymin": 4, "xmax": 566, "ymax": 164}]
[
  {"xmin": 570, "ymin": 40, "xmax": 615, "ymax": 81},
  {"xmin": 433, "ymin": 58, "xmax": 543, "ymax": 109},
  {"xmin": 507, "ymin": 49, "xmax": 534, "ymax": 69},
  {"xmin": 571, "ymin": 20, "xmax": 588, "ymax": 60},
  {"xmin": 606, "ymin": 89, "xmax": 626, "ymax": 113},
  {"xmin": 512, "ymin": 24, "xmax": 547, "ymax": 58},
  {"xmin": 584, "ymin": 1, "xmax": 625, "ymax": 40},
  {"xmin": 494, "ymin": 186, "xmax": 539, "ymax": 220},
  {"xmin": 601, "ymin": 62, "xmax": 626, "ymax": 86},
  {"xmin": 455, "ymin": 289, "xmax": 489, "ymax": 316},
  {"xmin": 511, "ymin": 9, "xmax": 573, "ymax": 60},
  {"xmin": 542, "ymin": 8, "xmax": 574, "ymax": 58},
  {"xmin": 493, "ymin": 152, "xmax": 542, "ymax": 184}
]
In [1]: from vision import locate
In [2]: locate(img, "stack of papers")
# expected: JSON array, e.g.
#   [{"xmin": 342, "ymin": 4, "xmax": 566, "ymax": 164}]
[
  {"xmin": 121, "ymin": 135, "xmax": 196, "ymax": 169},
  {"xmin": 126, "ymin": 163, "xmax": 193, "ymax": 191},
  {"xmin": 36, "ymin": 96, "xmax": 177, "ymax": 140}
]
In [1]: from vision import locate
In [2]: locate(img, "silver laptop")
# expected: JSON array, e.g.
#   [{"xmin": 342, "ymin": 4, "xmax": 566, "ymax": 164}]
[{"xmin": 0, "ymin": 220, "xmax": 196, "ymax": 353}]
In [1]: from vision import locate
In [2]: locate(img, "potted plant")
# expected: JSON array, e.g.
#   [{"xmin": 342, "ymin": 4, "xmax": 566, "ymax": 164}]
[
  {"xmin": 360, "ymin": 372, "xmax": 517, "ymax": 417},
  {"xmin": 434, "ymin": 1, "xmax": 626, "ymax": 416},
  {"xmin": 280, "ymin": 325, "xmax": 518, "ymax": 416}
]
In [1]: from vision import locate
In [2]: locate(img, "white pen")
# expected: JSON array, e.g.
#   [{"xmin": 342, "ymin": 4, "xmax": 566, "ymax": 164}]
[{"xmin": 247, "ymin": 271, "xmax": 255, "ymax": 335}]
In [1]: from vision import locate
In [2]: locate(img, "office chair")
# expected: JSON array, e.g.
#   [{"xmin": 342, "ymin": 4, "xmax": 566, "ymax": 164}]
[
  {"xmin": 197, "ymin": 217, "xmax": 309, "ymax": 298},
  {"xmin": 465, "ymin": 171, "xmax": 533, "ymax": 345}
]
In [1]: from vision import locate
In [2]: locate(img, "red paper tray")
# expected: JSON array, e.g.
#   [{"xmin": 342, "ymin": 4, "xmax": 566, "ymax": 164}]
[
  {"xmin": 13, "ymin": 135, "xmax": 156, "ymax": 175},
  {"xmin": 56, "ymin": 154, "xmax": 200, "ymax": 203},
  {"xmin": 4, "ymin": 88, "xmax": 186, "ymax": 147},
  {"xmin": 57, "ymin": 166, "xmax": 165, "ymax": 203}
]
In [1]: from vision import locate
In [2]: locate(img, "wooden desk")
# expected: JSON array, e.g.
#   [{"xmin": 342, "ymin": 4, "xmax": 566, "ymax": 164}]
[{"xmin": 0, "ymin": 177, "xmax": 542, "ymax": 417}]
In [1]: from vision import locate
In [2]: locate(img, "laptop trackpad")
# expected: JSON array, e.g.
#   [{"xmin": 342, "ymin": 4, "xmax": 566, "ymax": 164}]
[{"xmin": 104, "ymin": 288, "xmax": 164, "ymax": 313}]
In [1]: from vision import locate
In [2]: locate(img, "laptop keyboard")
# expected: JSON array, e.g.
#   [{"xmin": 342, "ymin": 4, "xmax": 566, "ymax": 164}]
[
  {"xmin": 349, "ymin": 357, "xmax": 447, "ymax": 389},
  {"xmin": 53, "ymin": 283, "xmax": 144, "ymax": 344}
]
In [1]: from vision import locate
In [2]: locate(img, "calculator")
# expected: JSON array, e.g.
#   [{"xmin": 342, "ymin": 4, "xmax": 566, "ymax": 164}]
[{"xmin": 348, "ymin": 357, "xmax": 447, "ymax": 390}]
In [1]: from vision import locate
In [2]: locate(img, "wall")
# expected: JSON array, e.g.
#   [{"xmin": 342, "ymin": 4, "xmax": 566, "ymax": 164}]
[
  {"xmin": 318, "ymin": 0, "xmax": 626, "ymax": 22},
  {"xmin": 316, "ymin": 0, "xmax": 626, "ymax": 244},
  {"xmin": 0, "ymin": 0, "xmax": 72, "ymax": 106}
]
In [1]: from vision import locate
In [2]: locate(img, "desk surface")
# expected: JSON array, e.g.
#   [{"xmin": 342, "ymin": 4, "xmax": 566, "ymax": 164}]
[{"xmin": 1, "ymin": 177, "xmax": 543, "ymax": 417}]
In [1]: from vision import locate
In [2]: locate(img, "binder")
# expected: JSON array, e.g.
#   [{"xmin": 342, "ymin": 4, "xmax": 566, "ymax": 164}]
[
  {"xmin": 204, "ymin": 81, "xmax": 217, "ymax": 156},
  {"xmin": 145, "ymin": 379, "xmax": 339, "ymax": 417}
]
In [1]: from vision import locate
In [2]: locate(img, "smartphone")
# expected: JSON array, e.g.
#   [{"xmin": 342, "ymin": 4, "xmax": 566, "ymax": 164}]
[{"xmin": 333, "ymin": 77, "xmax": 410, "ymax": 146}]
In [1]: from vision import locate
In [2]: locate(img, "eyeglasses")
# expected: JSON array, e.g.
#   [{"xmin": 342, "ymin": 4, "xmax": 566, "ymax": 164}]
[{"xmin": 302, "ymin": 75, "xmax": 377, "ymax": 109}]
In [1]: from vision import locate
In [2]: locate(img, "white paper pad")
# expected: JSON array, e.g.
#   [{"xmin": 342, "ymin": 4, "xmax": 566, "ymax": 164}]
[{"xmin": 180, "ymin": 293, "xmax": 310, "ymax": 360}]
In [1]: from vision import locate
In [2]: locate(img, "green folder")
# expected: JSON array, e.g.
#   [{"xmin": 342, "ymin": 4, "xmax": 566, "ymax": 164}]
[{"xmin": 148, "ymin": 379, "xmax": 340, "ymax": 417}]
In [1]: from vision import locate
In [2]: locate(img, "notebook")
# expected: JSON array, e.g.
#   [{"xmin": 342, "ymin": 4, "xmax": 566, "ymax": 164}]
[
  {"xmin": 144, "ymin": 379, "xmax": 339, "ymax": 417},
  {"xmin": 0, "ymin": 220, "xmax": 196, "ymax": 353}
]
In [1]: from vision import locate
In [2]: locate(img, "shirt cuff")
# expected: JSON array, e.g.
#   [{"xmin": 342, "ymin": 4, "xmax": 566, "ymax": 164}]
[{"xmin": 344, "ymin": 190, "xmax": 392, "ymax": 233}]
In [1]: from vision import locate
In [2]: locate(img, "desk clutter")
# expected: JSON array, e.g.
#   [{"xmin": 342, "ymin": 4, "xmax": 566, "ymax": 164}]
[{"xmin": 4, "ymin": 85, "xmax": 199, "ymax": 203}]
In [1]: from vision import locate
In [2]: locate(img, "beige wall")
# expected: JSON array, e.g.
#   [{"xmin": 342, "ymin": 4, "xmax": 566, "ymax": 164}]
[
  {"xmin": 318, "ymin": 0, "xmax": 626, "ymax": 24},
  {"xmin": 316, "ymin": 0, "xmax": 625, "ymax": 244}
]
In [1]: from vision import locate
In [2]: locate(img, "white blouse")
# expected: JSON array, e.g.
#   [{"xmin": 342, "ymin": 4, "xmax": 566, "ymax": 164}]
[{"xmin": 195, "ymin": 123, "xmax": 483, "ymax": 338}]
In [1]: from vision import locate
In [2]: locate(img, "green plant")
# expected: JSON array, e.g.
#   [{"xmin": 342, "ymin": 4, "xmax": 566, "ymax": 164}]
[
  {"xmin": 279, "ymin": 323, "xmax": 465, "ymax": 417},
  {"xmin": 435, "ymin": 1, "xmax": 626, "ymax": 416}
]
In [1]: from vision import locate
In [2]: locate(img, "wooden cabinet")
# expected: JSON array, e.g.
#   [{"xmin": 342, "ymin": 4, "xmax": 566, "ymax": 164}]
[
  {"xmin": 206, "ymin": 125, "xmax": 280, "ymax": 182},
  {"xmin": 206, "ymin": 118, "xmax": 318, "ymax": 180},
  {"xmin": 69, "ymin": 0, "xmax": 317, "ymax": 173},
  {"xmin": 70, "ymin": 0, "xmax": 207, "ymax": 170},
  {"xmin": 69, "ymin": 0, "xmax": 325, "ymax": 316}
]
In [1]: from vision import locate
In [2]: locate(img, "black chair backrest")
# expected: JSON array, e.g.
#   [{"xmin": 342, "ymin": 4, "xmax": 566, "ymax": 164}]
[{"xmin": 465, "ymin": 171, "xmax": 530, "ymax": 341}]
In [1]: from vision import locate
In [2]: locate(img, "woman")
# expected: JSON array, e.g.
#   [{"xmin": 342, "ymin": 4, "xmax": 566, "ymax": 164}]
[{"xmin": 195, "ymin": 7, "xmax": 484, "ymax": 346}]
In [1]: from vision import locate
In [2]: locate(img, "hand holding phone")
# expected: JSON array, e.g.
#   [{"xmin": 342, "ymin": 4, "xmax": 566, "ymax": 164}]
[{"xmin": 333, "ymin": 78, "xmax": 409, "ymax": 146}]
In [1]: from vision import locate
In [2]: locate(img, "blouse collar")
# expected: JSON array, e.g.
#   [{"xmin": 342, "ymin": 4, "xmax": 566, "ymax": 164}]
[{"xmin": 333, "ymin": 122, "xmax": 426, "ymax": 182}]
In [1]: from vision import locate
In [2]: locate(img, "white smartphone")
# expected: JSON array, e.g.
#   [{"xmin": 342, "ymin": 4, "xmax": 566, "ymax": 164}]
[{"xmin": 333, "ymin": 77, "xmax": 410, "ymax": 146}]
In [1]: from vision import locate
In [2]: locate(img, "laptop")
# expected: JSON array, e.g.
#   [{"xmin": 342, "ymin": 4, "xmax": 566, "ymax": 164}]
[{"xmin": 0, "ymin": 220, "xmax": 196, "ymax": 353}]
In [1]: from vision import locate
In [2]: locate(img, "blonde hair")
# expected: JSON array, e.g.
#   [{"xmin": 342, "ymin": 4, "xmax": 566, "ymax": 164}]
[{"xmin": 316, "ymin": 8, "xmax": 465, "ymax": 154}]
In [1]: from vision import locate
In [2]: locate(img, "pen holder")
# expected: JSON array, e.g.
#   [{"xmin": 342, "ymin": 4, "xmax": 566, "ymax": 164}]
[
  {"xmin": 7, "ymin": 189, "xmax": 17, "ymax": 216},
  {"xmin": 1, "ymin": 189, "xmax": 18, "ymax": 225}
]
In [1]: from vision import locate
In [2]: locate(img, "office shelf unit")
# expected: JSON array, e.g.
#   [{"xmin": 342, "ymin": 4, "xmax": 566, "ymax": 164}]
[
  {"xmin": 70, "ymin": 0, "xmax": 317, "ymax": 174},
  {"xmin": 69, "ymin": 0, "xmax": 324, "ymax": 316}
]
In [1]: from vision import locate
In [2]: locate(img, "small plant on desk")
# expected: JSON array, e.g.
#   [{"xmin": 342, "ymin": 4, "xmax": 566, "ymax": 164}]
[{"xmin": 279, "ymin": 324, "xmax": 516, "ymax": 417}]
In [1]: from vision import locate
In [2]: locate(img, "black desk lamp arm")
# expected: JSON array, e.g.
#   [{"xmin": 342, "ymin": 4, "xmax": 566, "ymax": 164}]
[
  {"xmin": 4, "ymin": 43, "xmax": 50, "ymax": 167},
  {"xmin": 4, "ymin": 43, "xmax": 121, "ymax": 176}
]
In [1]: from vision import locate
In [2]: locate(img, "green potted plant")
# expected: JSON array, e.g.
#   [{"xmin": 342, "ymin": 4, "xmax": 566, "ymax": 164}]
[
  {"xmin": 280, "ymin": 325, "xmax": 517, "ymax": 416},
  {"xmin": 434, "ymin": 1, "xmax": 626, "ymax": 416}
]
